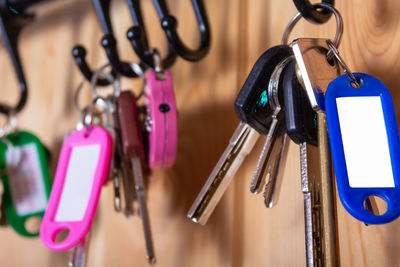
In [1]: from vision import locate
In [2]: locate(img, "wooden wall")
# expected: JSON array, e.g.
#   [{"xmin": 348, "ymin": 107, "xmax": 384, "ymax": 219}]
[{"xmin": 0, "ymin": 0, "xmax": 400, "ymax": 266}]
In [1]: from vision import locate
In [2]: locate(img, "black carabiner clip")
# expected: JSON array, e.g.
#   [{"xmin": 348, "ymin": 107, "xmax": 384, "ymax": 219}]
[
  {"xmin": 0, "ymin": 4, "xmax": 32, "ymax": 114},
  {"xmin": 72, "ymin": 0, "xmax": 141, "ymax": 86},
  {"xmin": 152, "ymin": 0, "xmax": 211, "ymax": 62},
  {"xmin": 125, "ymin": 0, "xmax": 176, "ymax": 69},
  {"xmin": 292, "ymin": 0, "xmax": 334, "ymax": 24}
]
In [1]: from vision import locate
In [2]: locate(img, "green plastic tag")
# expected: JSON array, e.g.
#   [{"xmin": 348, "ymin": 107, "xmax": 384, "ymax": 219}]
[{"xmin": 0, "ymin": 131, "xmax": 51, "ymax": 237}]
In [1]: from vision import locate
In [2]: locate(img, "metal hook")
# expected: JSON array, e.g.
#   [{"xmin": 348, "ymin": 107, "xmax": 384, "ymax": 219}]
[
  {"xmin": 72, "ymin": 45, "xmax": 116, "ymax": 86},
  {"xmin": 0, "ymin": 3, "xmax": 32, "ymax": 114},
  {"xmin": 152, "ymin": 0, "xmax": 211, "ymax": 62},
  {"xmin": 72, "ymin": 0, "xmax": 142, "ymax": 85},
  {"xmin": 125, "ymin": 0, "xmax": 176, "ymax": 69},
  {"xmin": 292, "ymin": 0, "xmax": 334, "ymax": 24}
]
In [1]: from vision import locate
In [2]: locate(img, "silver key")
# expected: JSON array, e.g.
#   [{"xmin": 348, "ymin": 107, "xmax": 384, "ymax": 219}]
[
  {"xmin": 131, "ymin": 158, "xmax": 156, "ymax": 264},
  {"xmin": 104, "ymin": 97, "xmax": 135, "ymax": 216},
  {"xmin": 69, "ymin": 235, "xmax": 89, "ymax": 267},
  {"xmin": 300, "ymin": 142, "xmax": 322, "ymax": 266},
  {"xmin": 187, "ymin": 122, "xmax": 260, "ymax": 225},
  {"xmin": 250, "ymin": 56, "xmax": 291, "ymax": 208},
  {"xmin": 292, "ymin": 38, "xmax": 340, "ymax": 267},
  {"xmin": 263, "ymin": 131, "xmax": 287, "ymax": 208}
]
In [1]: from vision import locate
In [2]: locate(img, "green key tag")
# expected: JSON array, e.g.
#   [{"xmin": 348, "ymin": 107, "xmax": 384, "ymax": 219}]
[{"xmin": 0, "ymin": 131, "xmax": 51, "ymax": 237}]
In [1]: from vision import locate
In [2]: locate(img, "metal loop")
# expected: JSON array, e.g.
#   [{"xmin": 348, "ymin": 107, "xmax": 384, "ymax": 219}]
[
  {"xmin": 129, "ymin": 62, "xmax": 147, "ymax": 100},
  {"xmin": 281, "ymin": 3, "xmax": 343, "ymax": 50},
  {"xmin": 74, "ymin": 64, "xmax": 119, "ymax": 113},
  {"xmin": 0, "ymin": 110, "xmax": 18, "ymax": 138},
  {"xmin": 0, "ymin": 136, "xmax": 23, "ymax": 177},
  {"xmin": 151, "ymin": 49, "xmax": 163, "ymax": 73},
  {"xmin": 326, "ymin": 40, "xmax": 361, "ymax": 88},
  {"xmin": 90, "ymin": 64, "xmax": 121, "ymax": 99}
]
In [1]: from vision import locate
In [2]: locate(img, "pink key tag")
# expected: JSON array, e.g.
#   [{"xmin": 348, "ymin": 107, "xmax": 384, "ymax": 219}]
[
  {"xmin": 146, "ymin": 70, "xmax": 178, "ymax": 168},
  {"xmin": 40, "ymin": 126, "xmax": 112, "ymax": 251}
]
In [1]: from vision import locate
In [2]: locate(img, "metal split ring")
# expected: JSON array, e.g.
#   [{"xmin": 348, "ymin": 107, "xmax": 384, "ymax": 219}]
[
  {"xmin": 74, "ymin": 64, "xmax": 120, "ymax": 113},
  {"xmin": 281, "ymin": 3, "xmax": 343, "ymax": 49},
  {"xmin": 0, "ymin": 110, "xmax": 18, "ymax": 138},
  {"xmin": 326, "ymin": 40, "xmax": 361, "ymax": 88},
  {"xmin": 129, "ymin": 62, "xmax": 147, "ymax": 100}
]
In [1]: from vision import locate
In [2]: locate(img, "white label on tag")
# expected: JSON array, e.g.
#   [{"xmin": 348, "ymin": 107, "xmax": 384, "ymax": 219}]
[
  {"xmin": 336, "ymin": 96, "xmax": 395, "ymax": 188},
  {"xmin": 7, "ymin": 143, "xmax": 48, "ymax": 216},
  {"xmin": 55, "ymin": 144, "xmax": 101, "ymax": 222}
]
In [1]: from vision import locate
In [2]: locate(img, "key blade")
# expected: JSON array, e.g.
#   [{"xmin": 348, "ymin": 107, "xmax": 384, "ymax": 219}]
[
  {"xmin": 131, "ymin": 157, "xmax": 156, "ymax": 264},
  {"xmin": 300, "ymin": 142, "xmax": 323, "ymax": 266},
  {"xmin": 250, "ymin": 116, "xmax": 282, "ymax": 194},
  {"xmin": 263, "ymin": 133, "xmax": 287, "ymax": 208},
  {"xmin": 291, "ymin": 38, "xmax": 342, "ymax": 112},
  {"xmin": 187, "ymin": 123, "xmax": 260, "ymax": 225},
  {"xmin": 68, "ymin": 235, "xmax": 89, "ymax": 267}
]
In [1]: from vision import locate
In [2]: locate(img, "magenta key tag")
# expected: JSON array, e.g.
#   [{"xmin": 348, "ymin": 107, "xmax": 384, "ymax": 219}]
[
  {"xmin": 40, "ymin": 126, "xmax": 112, "ymax": 251},
  {"xmin": 146, "ymin": 70, "xmax": 178, "ymax": 168}
]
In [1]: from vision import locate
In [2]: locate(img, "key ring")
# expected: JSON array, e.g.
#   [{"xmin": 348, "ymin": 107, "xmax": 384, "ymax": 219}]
[
  {"xmin": 129, "ymin": 62, "xmax": 147, "ymax": 100},
  {"xmin": 74, "ymin": 64, "xmax": 119, "ymax": 113},
  {"xmin": 326, "ymin": 39, "xmax": 361, "ymax": 88},
  {"xmin": 281, "ymin": 3, "xmax": 343, "ymax": 51},
  {"xmin": 90, "ymin": 64, "xmax": 121, "ymax": 99},
  {"xmin": 0, "ymin": 110, "xmax": 18, "ymax": 138}
]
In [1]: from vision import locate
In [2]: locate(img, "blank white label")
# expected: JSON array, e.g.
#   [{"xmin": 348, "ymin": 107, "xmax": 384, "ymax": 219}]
[
  {"xmin": 7, "ymin": 143, "xmax": 48, "ymax": 216},
  {"xmin": 336, "ymin": 96, "xmax": 394, "ymax": 188},
  {"xmin": 55, "ymin": 144, "xmax": 101, "ymax": 222}
]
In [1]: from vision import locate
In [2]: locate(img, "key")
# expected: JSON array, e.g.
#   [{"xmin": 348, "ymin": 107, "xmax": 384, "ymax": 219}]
[
  {"xmin": 104, "ymin": 96, "xmax": 135, "ymax": 216},
  {"xmin": 118, "ymin": 91, "xmax": 156, "ymax": 264},
  {"xmin": 68, "ymin": 234, "xmax": 89, "ymax": 267},
  {"xmin": 40, "ymin": 126, "xmax": 113, "ymax": 251},
  {"xmin": 0, "ymin": 131, "xmax": 52, "ymax": 237},
  {"xmin": 188, "ymin": 46, "xmax": 293, "ymax": 225},
  {"xmin": 250, "ymin": 56, "xmax": 292, "ymax": 208},
  {"xmin": 187, "ymin": 123, "xmax": 260, "ymax": 224},
  {"xmin": 282, "ymin": 59, "xmax": 322, "ymax": 266},
  {"xmin": 235, "ymin": 45, "xmax": 293, "ymax": 134},
  {"xmin": 292, "ymin": 38, "xmax": 341, "ymax": 266}
]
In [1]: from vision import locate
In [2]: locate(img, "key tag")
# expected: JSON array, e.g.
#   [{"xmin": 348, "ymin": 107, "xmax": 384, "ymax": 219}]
[
  {"xmin": 141, "ymin": 61, "xmax": 177, "ymax": 168},
  {"xmin": 40, "ymin": 89, "xmax": 113, "ymax": 251},
  {"xmin": 0, "ymin": 114, "xmax": 51, "ymax": 237},
  {"xmin": 325, "ymin": 41, "xmax": 400, "ymax": 224}
]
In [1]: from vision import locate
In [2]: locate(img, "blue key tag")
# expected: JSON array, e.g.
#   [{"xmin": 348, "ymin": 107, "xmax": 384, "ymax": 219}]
[{"xmin": 325, "ymin": 73, "xmax": 400, "ymax": 224}]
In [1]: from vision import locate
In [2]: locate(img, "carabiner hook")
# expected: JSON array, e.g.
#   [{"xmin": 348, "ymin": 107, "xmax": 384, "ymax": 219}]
[
  {"xmin": 125, "ymin": 0, "xmax": 176, "ymax": 69},
  {"xmin": 72, "ymin": 0, "xmax": 142, "ymax": 85},
  {"xmin": 0, "ymin": 4, "xmax": 32, "ymax": 114},
  {"xmin": 152, "ymin": 0, "xmax": 211, "ymax": 62},
  {"xmin": 292, "ymin": 0, "xmax": 334, "ymax": 24}
]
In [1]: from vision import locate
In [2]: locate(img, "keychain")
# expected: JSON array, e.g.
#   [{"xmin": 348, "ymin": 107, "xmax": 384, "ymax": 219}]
[
  {"xmin": 145, "ymin": 67, "xmax": 177, "ymax": 169},
  {"xmin": 325, "ymin": 40, "xmax": 400, "ymax": 224},
  {"xmin": 40, "ymin": 70, "xmax": 115, "ymax": 251},
  {"xmin": 0, "ymin": 113, "xmax": 51, "ymax": 237}
]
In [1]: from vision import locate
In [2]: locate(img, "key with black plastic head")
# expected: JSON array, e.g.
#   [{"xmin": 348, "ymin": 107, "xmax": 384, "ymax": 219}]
[
  {"xmin": 118, "ymin": 91, "xmax": 156, "ymax": 264},
  {"xmin": 250, "ymin": 56, "xmax": 293, "ymax": 208},
  {"xmin": 187, "ymin": 45, "xmax": 292, "ymax": 225}
]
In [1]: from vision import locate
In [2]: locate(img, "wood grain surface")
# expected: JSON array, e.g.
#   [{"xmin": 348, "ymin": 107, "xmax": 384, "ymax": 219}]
[{"xmin": 0, "ymin": 0, "xmax": 399, "ymax": 266}]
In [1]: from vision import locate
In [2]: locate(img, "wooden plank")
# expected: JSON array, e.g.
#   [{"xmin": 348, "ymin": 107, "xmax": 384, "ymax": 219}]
[{"xmin": 0, "ymin": 0, "xmax": 399, "ymax": 266}]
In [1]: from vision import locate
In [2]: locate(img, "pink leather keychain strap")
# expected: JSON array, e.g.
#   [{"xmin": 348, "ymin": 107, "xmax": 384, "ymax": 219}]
[
  {"xmin": 146, "ymin": 70, "xmax": 178, "ymax": 168},
  {"xmin": 40, "ymin": 126, "xmax": 112, "ymax": 251}
]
